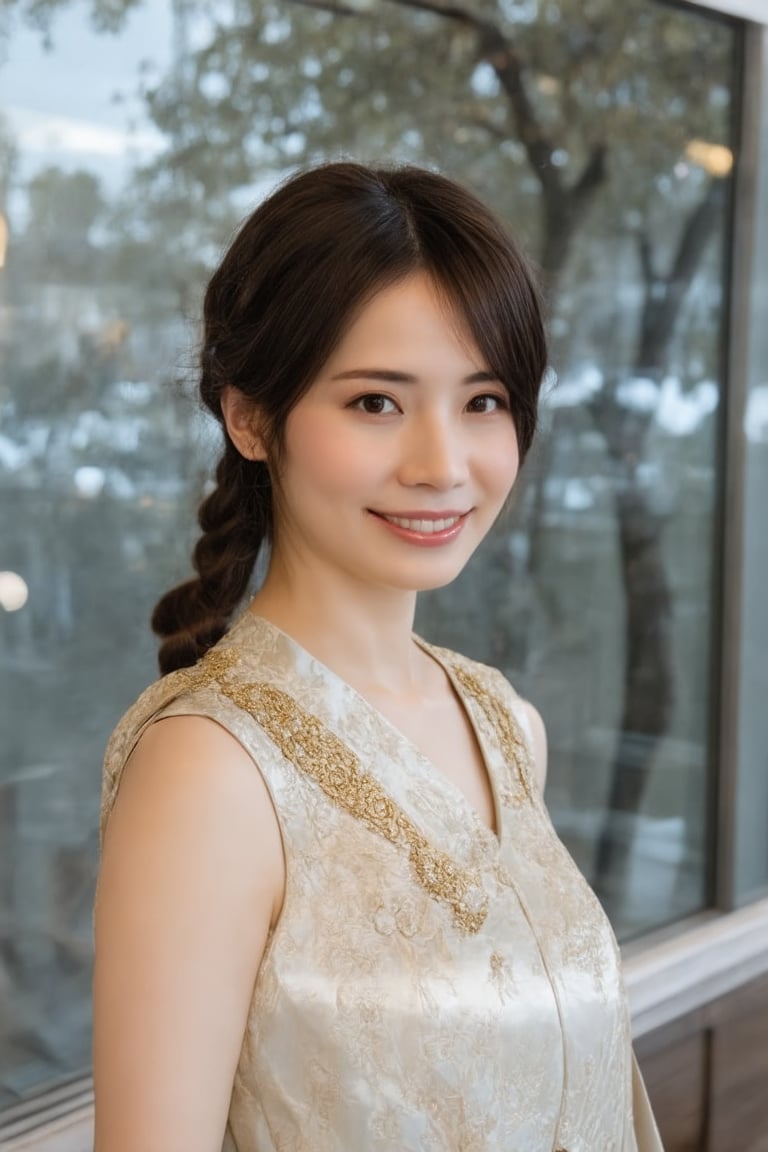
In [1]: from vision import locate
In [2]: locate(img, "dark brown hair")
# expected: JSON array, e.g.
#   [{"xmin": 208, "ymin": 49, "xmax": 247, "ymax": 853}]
[{"xmin": 151, "ymin": 161, "xmax": 548, "ymax": 674}]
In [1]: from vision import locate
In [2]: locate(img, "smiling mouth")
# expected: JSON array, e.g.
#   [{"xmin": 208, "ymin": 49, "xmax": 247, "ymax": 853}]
[{"xmin": 374, "ymin": 513, "xmax": 465, "ymax": 534}]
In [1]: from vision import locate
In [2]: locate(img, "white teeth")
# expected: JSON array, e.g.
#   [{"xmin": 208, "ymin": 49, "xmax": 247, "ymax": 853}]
[{"xmin": 383, "ymin": 515, "xmax": 460, "ymax": 533}]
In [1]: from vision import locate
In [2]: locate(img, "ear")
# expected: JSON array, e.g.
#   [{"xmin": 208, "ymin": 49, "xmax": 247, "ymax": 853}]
[{"xmin": 220, "ymin": 386, "xmax": 268, "ymax": 462}]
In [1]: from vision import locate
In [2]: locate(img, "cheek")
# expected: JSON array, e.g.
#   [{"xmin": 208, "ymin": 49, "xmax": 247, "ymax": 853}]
[
  {"xmin": 477, "ymin": 432, "xmax": 520, "ymax": 496},
  {"xmin": 281, "ymin": 415, "xmax": 376, "ymax": 502}
]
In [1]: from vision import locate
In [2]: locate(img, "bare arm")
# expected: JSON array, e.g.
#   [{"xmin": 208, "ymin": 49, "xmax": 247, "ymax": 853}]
[{"xmin": 93, "ymin": 716, "xmax": 285, "ymax": 1152}]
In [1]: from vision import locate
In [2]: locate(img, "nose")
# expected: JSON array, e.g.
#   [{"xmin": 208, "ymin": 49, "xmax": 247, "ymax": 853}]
[{"xmin": 398, "ymin": 412, "xmax": 470, "ymax": 490}]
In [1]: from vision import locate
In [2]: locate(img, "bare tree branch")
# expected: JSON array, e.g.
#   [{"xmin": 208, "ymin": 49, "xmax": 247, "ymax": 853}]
[
  {"xmin": 284, "ymin": 0, "xmax": 608, "ymax": 282},
  {"xmin": 346, "ymin": 0, "xmax": 562, "ymax": 199},
  {"xmin": 636, "ymin": 177, "xmax": 725, "ymax": 369},
  {"xmin": 669, "ymin": 176, "xmax": 725, "ymax": 286},
  {"xmin": 385, "ymin": 0, "xmax": 608, "ymax": 278},
  {"xmin": 635, "ymin": 231, "xmax": 656, "ymax": 289},
  {"xmin": 383, "ymin": 0, "xmax": 490, "ymax": 30},
  {"xmin": 571, "ymin": 144, "xmax": 607, "ymax": 212},
  {"xmin": 289, "ymin": 0, "xmax": 364, "ymax": 16}
]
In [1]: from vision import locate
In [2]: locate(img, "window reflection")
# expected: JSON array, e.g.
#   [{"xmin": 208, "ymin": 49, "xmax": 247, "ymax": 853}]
[{"xmin": 0, "ymin": 0, "xmax": 739, "ymax": 1109}]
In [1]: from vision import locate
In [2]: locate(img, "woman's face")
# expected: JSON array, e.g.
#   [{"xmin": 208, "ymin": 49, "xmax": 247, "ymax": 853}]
[{"xmin": 268, "ymin": 272, "xmax": 521, "ymax": 597}]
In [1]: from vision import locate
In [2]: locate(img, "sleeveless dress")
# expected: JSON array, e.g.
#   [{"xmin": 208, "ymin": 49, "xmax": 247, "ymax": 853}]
[{"xmin": 99, "ymin": 610, "xmax": 663, "ymax": 1152}]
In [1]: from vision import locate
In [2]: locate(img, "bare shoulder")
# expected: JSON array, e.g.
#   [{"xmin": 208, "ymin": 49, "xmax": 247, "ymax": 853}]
[
  {"xmin": 102, "ymin": 713, "xmax": 285, "ymax": 923},
  {"xmin": 94, "ymin": 714, "xmax": 284, "ymax": 1152}
]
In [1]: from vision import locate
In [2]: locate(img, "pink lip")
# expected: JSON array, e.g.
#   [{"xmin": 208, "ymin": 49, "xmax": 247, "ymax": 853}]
[
  {"xmin": 370, "ymin": 510, "xmax": 469, "ymax": 519},
  {"xmin": 369, "ymin": 510, "xmax": 469, "ymax": 548}
]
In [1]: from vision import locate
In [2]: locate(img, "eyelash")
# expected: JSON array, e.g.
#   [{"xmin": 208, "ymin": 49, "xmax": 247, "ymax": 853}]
[
  {"xmin": 350, "ymin": 394, "xmax": 399, "ymax": 415},
  {"xmin": 349, "ymin": 392, "xmax": 510, "ymax": 415},
  {"xmin": 466, "ymin": 393, "xmax": 509, "ymax": 414}
]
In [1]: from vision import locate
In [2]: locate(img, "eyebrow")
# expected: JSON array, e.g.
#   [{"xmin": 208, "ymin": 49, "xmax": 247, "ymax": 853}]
[{"xmin": 330, "ymin": 368, "xmax": 500, "ymax": 385}]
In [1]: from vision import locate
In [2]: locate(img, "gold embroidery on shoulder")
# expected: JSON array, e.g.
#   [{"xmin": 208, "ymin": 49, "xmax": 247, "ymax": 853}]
[
  {"xmin": 171, "ymin": 646, "xmax": 240, "ymax": 692},
  {"xmin": 448, "ymin": 664, "xmax": 534, "ymax": 804},
  {"xmin": 180, "ymin": 651, "xmax": 489, "ymax": 934}
]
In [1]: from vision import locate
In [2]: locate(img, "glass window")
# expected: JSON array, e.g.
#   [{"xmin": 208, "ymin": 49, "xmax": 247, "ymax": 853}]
[
  {"xmin": 0, "ymin": 2, "xmax": 184, "ymax": 1110},
  {"xmin": 0, "ymin": 0, "xmax": 742, "ymax": 1112},
  {"xmin": 413, "ymin": 2, "xmax": 738, "ymax": 941}
]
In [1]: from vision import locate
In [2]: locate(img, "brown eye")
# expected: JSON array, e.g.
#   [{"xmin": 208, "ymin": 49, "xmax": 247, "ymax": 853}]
[
  {"xmin": 352, "ymin": 394, "xmax": 399, "ymax": 415},
  {"xmin": 467, "ymin": 394, "xmax": 507, "ymax": 413}
]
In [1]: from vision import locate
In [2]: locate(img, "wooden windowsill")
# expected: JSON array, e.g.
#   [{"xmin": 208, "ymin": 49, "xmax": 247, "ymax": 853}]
[{"xmin": 623, "ymin": 897, "xmax": 768, "ymax": 1037}]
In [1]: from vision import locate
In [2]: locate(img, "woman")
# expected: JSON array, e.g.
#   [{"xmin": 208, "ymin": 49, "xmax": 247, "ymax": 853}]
[{"xmin": 94, "ymin": 162, "xmax": 662, "ymax": 1151}]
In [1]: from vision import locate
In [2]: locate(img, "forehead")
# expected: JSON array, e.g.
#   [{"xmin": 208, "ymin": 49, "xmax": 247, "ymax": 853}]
[{"xmin": 323, "ymin": 272, "xmax": 485, "ymax": 370}]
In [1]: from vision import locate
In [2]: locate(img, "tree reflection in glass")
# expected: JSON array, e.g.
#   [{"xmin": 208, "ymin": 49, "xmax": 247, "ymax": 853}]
[{"xmin": 0, "ymin": 0, "xmax": 738, "ymax": 1109}]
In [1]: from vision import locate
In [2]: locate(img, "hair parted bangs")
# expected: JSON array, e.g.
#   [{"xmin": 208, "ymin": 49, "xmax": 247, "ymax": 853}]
[{"xmin": 203, "ymin": 162, "xmax": 546, "ymax": 460}]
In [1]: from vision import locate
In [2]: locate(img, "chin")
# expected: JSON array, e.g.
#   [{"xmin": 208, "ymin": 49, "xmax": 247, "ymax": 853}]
[{"xmin": 390, "ymin": 562, "xmax": 472, "ymax": 594}]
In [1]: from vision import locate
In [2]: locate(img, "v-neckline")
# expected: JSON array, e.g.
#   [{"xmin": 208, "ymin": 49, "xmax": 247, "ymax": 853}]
[
  {"xmin": 241, "ymin": 611, "xmax": 503, "ymax": 850},
  {"xmin": 412, "ymin": 634, "xmax": 503, "ymax": 848}
]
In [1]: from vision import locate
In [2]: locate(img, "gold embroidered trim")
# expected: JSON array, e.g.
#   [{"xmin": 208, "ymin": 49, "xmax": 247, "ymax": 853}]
[
  {"xmin": 447, "ymin": 664, "xmax": 534, "ymax": 804},
  {"xmin": 176, "ymin": 648, "xmax": 489, "ymax": 934},
  {"xmin": 173, "ymin": 646, "xmax": 240, "ymax": 691}
]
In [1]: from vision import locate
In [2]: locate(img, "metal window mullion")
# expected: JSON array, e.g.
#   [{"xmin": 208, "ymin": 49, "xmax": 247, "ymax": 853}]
[{"xmin": 714, "ymin": 22, "xmax": 767, "ymax": 913}]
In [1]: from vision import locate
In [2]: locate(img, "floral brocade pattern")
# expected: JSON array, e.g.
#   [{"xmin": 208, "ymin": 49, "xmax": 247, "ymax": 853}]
[
  {"xmin": 100, "ymin": 611, "xmax": 661, "ymax": 1152},
  {"xmin": 216, "ymin": 677, "xmax": 488, "ymax": 935}
]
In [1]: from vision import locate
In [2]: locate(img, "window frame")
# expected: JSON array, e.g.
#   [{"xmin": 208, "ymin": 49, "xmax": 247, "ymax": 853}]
[
  {"xmin": 685, "ymin": 0, "xmax": 768, "ymax": 20},
  {"xmin": 620, "ymin": 5, "xmax": 768, "ymax": 1036},
  {"xmin": 714, "ymin": 8, "xmax": 764, "ymax": 914}
]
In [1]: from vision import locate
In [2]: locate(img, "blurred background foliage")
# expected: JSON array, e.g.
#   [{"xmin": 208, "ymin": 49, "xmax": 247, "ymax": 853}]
[{"xmin": 0, "ymin": 0, "xmax": 737, "ymax": 1107}]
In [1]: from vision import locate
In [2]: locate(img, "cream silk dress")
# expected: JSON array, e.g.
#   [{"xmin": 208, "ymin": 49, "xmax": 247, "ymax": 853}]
[{"xmin": 100, "ymin": 611, "xmax": 663, "ymax": 1152}]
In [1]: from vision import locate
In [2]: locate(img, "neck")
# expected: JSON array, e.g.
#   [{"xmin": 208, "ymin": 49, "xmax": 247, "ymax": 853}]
[{"xmin": 248, "ymin": 561, "xmax": 428, "ymax": 698}]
